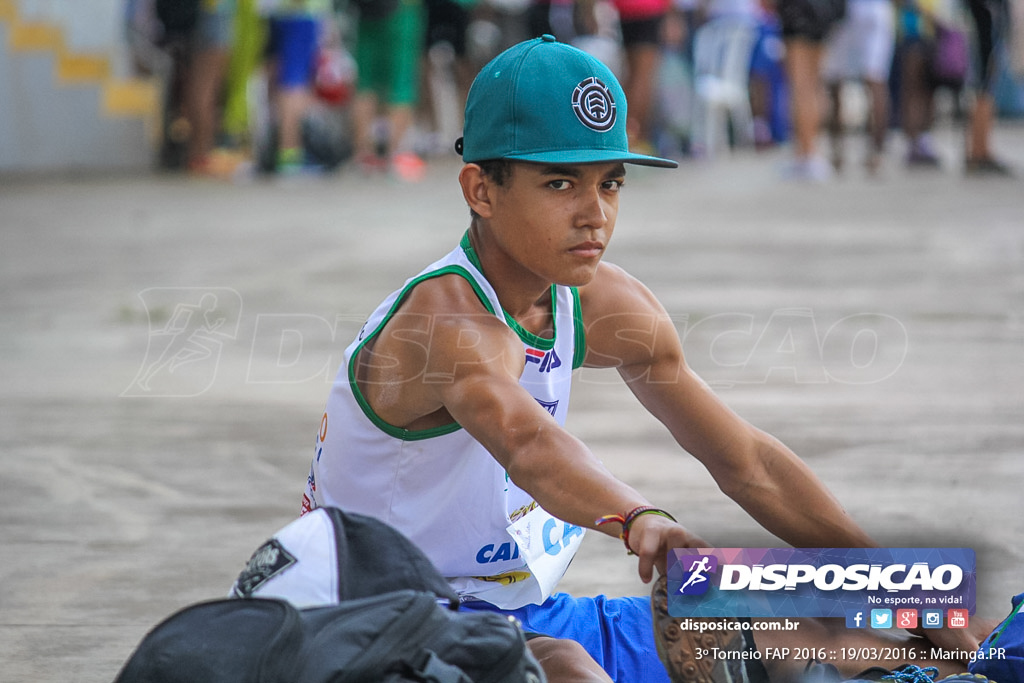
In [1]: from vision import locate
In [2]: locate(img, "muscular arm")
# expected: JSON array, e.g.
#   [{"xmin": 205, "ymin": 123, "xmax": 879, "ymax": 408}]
[
  {"xmin": 361, "ymin": 274, "xmax": 704, "ymax": 579},
  {"xmin": 579, "ymin": 264, "xmax": 993, "ymax": 655},
  {"xmin": 579, "ymin": 262, "xmax": 876, "ymax": 549}
]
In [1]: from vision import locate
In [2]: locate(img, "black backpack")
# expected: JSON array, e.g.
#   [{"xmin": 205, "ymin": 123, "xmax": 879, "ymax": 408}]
[
  {"xmin": 113, "ymin": 591, "xmax": 543, "ymax": 682},
  {"xmin": 113, "ymin": 508, "xmax": 546, "ymax": 683}
]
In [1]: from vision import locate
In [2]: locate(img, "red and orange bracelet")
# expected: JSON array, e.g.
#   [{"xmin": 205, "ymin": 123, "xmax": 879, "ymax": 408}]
[{"xmin": 595, "ymin": 506, "xmax": 677, "ymax": 555}]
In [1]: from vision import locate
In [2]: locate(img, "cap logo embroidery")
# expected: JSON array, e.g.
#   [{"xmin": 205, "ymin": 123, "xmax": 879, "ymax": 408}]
[{"xmin": 571, "ymin": 77, "xmax": 616, "ymax": 132}]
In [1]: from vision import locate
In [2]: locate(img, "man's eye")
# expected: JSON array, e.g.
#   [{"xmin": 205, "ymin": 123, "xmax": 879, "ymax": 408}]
[
  {"xmin": 548, "ymin": 179, "xmax": 571, "ymax": 190},
  {"xmin": 604, "ymin": 180, "xmax": 624, "ymax": 191}
]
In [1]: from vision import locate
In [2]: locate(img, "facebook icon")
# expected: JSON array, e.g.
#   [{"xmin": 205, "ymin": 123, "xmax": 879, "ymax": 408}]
[{"xmin": 846, "ymin": 610, "xmax": 867, "ymax": 629}]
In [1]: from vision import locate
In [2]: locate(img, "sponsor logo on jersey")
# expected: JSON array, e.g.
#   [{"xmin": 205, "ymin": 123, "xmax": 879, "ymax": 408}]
[
  {"xmin": 509, "ymin": 501, "xmax": 539, "ymax": 524},
  {"xmin": 471, "ymin": 571, "xmax": 533, "ymax": 586},
  {"xmin": 300, "ymin": 493, "xmax": 315, "ymax": 516},
  {"xmin": 476, "ymin": 541, "xmax": 522, "ymax": 564},
  {"xmin": 536, "ymin": 398, "xmax": 559, "ymax": 416},
  {"xmin": 525, "ymin": 347, "xmax": 561, "ymax": 373}
]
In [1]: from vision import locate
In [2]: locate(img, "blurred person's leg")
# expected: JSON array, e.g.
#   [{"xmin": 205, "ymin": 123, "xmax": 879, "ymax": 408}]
[
  {"xmin": 898, "ymin": 33, "xmax": 940, "ymax": 166},
  {"xmin": 419, "ymin": 0, "xmax": 471, "ymax": 155},
  {"xmin": 821, "ymin": 10, "xmax": 851, "ymax": 170},
  {"xmin": 625, "ymin": 42, "xmax": 662, "ymax": 148},
  {"xmin": 384, "ymin": 0, "xmax": 427, "ymax": 179},
  {"xmin": 267, "ymin": 14, "xmax": 320, "ymax": 172},
  {"xmin": 185, "ymin": 48, "xmax": 231, "ymax": 167},
  {"xmin": 617, "ymin": 13, "xmax": 667, "ymax": 152},
  {"xmin": 749, "ymin": 17, "xmax": 788, "ymax": 150},
  {"xmin": 184, "ymin": 8, "xmax": 235, "ymax": 172},
  {"xmin": 785, "ymin": 38, "xmax": 827, "ymax": 159},
  {"xmin": 277, "ymin": 87, "xmax": 314, "ymax": 164},
  {"xmin": 749, "ymin": 75, "xmax": 774, "ymax": 148},
  {"xmin": 353, "ymin": 13, "xmax": 388, "ymax": 170},
  {"xmin": 778, "ymin": 0, "xmax": 845, "ymax": 180},
  {"xmin": 968, "ymin": 93, "xmax": 998, "ymax": 161},
  {"xmin": 352, "ymin": 90, "xmax": 383, "ymax": 168},
  {"xmin": 864, "ymin": 78, "xmax": 889, "ymax": 171},
  {"xmin": 860, "ymin": 0, "xmax": 895, "ymax": 172},
  {"xmin": 826, "ymin": 80, "xmax": 844, "ymax": 169},
  {"xmin": 964, "ymin": 0, "xmax": 1012, "ymax": 175}
]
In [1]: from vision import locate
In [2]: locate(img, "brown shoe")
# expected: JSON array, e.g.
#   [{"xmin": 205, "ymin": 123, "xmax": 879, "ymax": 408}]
[{"xmin": 651, "ymin": 574, "xmax": 749, "ymax": 683}]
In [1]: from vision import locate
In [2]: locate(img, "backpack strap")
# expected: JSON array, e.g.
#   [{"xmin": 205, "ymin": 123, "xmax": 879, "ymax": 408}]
[{"xmin": 403, "ymin": 651, "xmax": 473, "ymax": 683}]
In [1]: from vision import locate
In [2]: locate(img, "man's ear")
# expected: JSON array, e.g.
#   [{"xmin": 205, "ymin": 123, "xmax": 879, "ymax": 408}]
[{"xmin": 459, "ymin": 164, "xmax": 495, "ymax": 219}]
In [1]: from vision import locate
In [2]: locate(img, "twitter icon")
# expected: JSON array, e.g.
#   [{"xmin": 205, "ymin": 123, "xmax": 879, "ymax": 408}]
[{"xmin": 871, "ymin": 609, "xmax": 893, "ymax": 628}]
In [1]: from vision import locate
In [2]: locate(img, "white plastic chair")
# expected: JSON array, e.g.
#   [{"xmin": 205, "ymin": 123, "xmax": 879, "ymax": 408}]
[{"xmin": 690, "ymin": 17, "xmax": 759, "ymax": 158}]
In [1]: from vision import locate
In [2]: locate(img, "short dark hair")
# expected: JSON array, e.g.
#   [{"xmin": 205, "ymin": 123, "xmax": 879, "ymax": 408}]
[
  {"xmin": 477, "ymin": 159, "xmax": 513, "ymax": 186},
  {"xmin": 469, "ymin": 159, "xmax": 515, "ymax": 222}
]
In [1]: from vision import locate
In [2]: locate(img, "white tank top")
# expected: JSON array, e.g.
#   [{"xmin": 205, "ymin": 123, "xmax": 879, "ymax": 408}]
[{"xmin": 303, "ymin": 234, "xmax": 587, "ymax": 608}]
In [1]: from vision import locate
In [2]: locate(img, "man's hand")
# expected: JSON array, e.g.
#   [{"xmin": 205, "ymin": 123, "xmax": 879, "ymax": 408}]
[{"xmin": 625, "ymin": 513, "xmax": 707, "ymax": 584}]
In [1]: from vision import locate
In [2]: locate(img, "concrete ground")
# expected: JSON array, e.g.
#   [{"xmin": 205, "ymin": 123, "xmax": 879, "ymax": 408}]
[{"xmin": 1, "ymin": 124, "xmax": 1022, "ymax": 682}]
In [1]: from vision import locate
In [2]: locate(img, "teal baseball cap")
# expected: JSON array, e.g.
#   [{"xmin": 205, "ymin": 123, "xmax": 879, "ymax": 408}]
[{"xmin": 456, "ymin": 35, "xmax": 677, "ymax": 168}]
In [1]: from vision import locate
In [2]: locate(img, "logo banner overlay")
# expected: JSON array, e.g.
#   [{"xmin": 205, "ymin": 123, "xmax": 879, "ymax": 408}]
[{"xmin": 667, "ymin": 548, "xmax": 975, "ymax": 618}]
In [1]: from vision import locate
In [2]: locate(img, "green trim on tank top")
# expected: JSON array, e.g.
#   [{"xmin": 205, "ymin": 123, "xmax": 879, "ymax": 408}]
[
  {"xmin": 347, "ymin": 265, "xmax": 497, "ymax": 441},
  {"xmin": 460, "ymin": 231, "xmax": 556, "ymax": 351},
  {"xmin": 570, "ymin": 287, "xmax": 585, "ymax": 370},
  {"xmin": 459, "ymin": 231, "xmax": 588, "ymax": 370}
]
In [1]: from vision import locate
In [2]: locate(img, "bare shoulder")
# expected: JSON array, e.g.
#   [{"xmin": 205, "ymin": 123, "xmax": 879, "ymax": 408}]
[
  {"xmin": 579, "ymin": 262, "xmax": 665, "ymax": 315},
  {"xmin": 391, "ymin": 270, "xmax": 502, "ymax": 321},
  {"xmin": 578, "ymin": 262, "xmax": 681, "ymax": 369},
  {"xmin": 374, "ymin": 271, "xmax": 522, "ymax": 369},
  {"xmin": 358, "ymin": 273, "xmax": 524, "ymax": 427}
]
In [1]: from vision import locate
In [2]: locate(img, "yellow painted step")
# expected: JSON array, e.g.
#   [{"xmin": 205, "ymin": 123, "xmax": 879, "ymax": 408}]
[
  {"xmin": 9, "ymin": 21, "xmax": 62, "ymax": 51},
  {"xmin": 58, "ymin": 53, "xmax": 110, "ymax": 83},
  {"xmin": 0, "ymin": 0, "xmax": 17, "ymax": 22},
  {"xmin": 7, "ymin": 16, "xmax": 112, "ymax": 84},
  {"xmin": 103, "ymin": 78, "xmax": 161, "ymax": 142},
  {"xmin": 4, "ymin": 1, "xmax": 160, "ymax": 133},
  {"xmin": 103, "ymin": 79, "xmax": 160, "ymax": 117}
]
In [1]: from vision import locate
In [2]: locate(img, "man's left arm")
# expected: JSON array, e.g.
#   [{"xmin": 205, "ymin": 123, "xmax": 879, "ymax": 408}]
[
  {"xmin": 628, "ymin": 355, "xmax": 875, "ymax": 549},
  {"xmin": 581, "ymin": 263, "xmax": 875, "ymax": 549},
  {"xmin": 582, "ymin": 265, "xmax": 994, "ymax": 655}
]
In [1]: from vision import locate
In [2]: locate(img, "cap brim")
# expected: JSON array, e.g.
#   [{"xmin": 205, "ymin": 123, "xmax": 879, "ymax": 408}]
[{"xmin": 503, "ymin": 148, "xmax": 679, "ymax": 169}]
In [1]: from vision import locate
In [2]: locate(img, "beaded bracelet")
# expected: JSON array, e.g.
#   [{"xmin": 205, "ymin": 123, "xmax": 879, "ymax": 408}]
[{"xmin": 595, "ymin": 506, "xmax": 677, "ymax": 555}]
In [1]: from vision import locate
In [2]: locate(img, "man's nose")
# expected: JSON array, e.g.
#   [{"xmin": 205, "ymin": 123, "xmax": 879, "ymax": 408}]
[{"xmin": 575, "ymin": 187, "xmax": 608, "ymax": 228}]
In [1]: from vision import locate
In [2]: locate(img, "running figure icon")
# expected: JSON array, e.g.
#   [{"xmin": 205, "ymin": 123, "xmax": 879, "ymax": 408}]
[{"xmin": 679, "ymin": 556, "xmax": 713, "ymax": 594}]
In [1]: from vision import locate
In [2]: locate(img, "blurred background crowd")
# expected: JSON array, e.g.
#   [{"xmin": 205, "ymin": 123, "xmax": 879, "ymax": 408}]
[{"xmin": 120, "ymin": 0, "xmax": 1024, "ymax": 181}]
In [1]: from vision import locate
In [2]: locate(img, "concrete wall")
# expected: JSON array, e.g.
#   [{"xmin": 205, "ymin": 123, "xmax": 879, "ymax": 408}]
[
  {"xmin": 18, "ymin": 0, "xmax": 125, "ymax": 53},
  {"xmin": 0, "ymin": 0, "xmax": 157, "ymax": 172}
]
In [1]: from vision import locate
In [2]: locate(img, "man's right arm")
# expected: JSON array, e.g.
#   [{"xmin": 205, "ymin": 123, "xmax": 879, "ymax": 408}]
[{"xmin": 366, "ymin": 275, "xmax": 706, "ymax": 581}]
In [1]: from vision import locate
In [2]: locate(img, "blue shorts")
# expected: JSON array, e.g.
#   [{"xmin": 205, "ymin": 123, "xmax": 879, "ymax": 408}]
[
  {"xmin": 461, "ymin": 593, "xmax": 671, "ymax": 683},
  {"xmin": 267, "ymin": 16, "xmax": 320, "ymax": 88}
]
